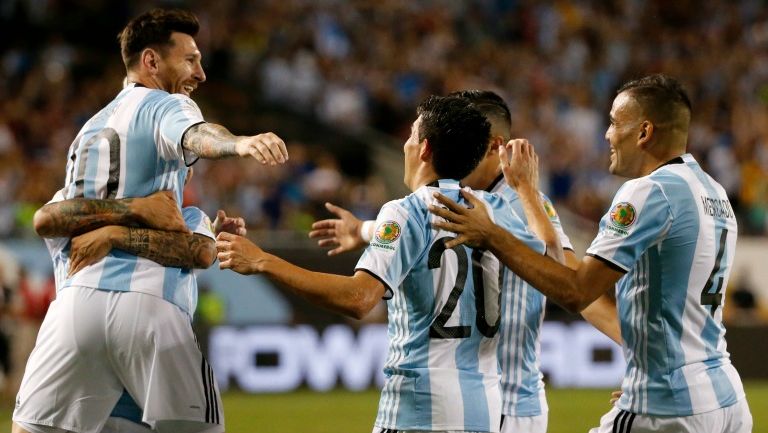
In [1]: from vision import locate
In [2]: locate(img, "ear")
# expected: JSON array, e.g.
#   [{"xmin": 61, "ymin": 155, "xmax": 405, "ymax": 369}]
[
  {"xmin": 140, "ymin": 48, "xmax": 161, "ymax": 73},
  {"xmin": 419, "ymin": 138, "xmax": 432, "ymax": 162},
  {"xmin": 638, "ymin": 120, "xmax": 654, "ymax": 148},
  {"xmin": 488, "ymin": 136, "xmax": 504, "ymax": 154}
]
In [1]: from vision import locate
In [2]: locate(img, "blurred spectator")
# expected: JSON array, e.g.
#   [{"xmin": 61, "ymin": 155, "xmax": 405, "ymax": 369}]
[
  {"xmin": 723, "ymin": 270, "xmax": 768, "ymax": 325},
  {"xmin": 7, "ymin": 266, "xmax": 55, "ymax": 400}
]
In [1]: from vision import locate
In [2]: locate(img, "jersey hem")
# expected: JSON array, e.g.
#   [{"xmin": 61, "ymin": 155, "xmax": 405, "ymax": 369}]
[
  {"xmin": 617, "ymin": 393, "xmax": 747, "ymax": 416},
  {"xmin": 181, "ymin": 120, "xmax": 207, "ymax": 167},
  {"xmin": 375, "ymin": 422, "xmax": 497, "ymax": 432}
]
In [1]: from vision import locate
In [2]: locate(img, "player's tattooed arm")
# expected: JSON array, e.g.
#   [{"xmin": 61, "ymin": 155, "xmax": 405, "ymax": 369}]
[
  {"xmin": 34, "ymin": 191, "xmax": 188, "ymax": 238},
  {"xmin": 182, "ymin": 122, "xmax": 289, "ymax": 165},
  {"xmin": 116, "ymin": 228, "xmax": 216, "ymax": 269},
  {"xmin": 68, "ymin": 226, "xmax": 215, "ymax": 275},
  {"xmin": 182, "ymin": 123, "xmax": 237, "ymax": 158},
  {"xmin": 35, "ymin": 198, "xmax": 135, "ymax": 238}
]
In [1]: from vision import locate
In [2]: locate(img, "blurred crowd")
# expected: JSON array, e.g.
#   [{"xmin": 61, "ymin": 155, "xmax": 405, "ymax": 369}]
[{"xmin": 1, "ymin": 0, "xmax": 768, "ymax": 237}]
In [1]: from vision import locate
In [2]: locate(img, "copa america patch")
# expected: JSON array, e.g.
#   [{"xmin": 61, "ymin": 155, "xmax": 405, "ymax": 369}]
[
  {"xmin": 374, "ymin": 221, "xmax": 401, "ymax": 244},
  {"xmin": 541, "ymin": 197, "xmax": 559, "ymax": 220},
  {"xmin": 608, "ymin": 202, "xmax": 636, "ymax": 235}
]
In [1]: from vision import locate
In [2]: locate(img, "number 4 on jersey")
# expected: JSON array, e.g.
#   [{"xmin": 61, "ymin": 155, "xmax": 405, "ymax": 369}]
[{"xmin": 700, "ymin": 229, "xmax": 728, "ymax": 317}]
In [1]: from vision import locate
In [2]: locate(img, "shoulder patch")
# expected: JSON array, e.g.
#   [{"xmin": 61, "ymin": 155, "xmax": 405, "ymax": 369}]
[
  {"xmin": 541, "ymin": 197, "xmax": 559, "ymax": 220},
  {"xmin": 608, "ymin": 202, "xmax": 636, "ymax": 235},
  {"xmin": 375, "ymin": 221, "xmax": 401, "ymax": 244}
]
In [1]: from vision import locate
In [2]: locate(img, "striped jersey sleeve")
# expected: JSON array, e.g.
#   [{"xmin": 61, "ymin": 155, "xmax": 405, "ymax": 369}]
[
  {"xmin": 182, "ymin": 206, "xmax": 215, "ymax": 240},
  {"xmin": 586, "ymin": 179, "xmax": 672, "ymax": 272},
  {"xmin": 495, "ymin": 185, "xmax": 573, "ymax": 252},
  {"xmin": 155, "ymin": 94, "xmax": 204, "ymax": 160},
  {"xmin": 487, "ymin": 192, "xmax": 546, "ymax": 256},
  {"xmin": 355, "ymin": 199, "xmax": 425, "ymax": 298},
  {"xmin": 488, "ymin": 184, "xmax": 566, "ymax": 417}
]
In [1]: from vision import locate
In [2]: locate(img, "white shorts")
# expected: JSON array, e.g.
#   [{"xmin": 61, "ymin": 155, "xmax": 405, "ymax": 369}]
[
  {"xmin": 588, "ymin": 399, "xmax": 752, "ymax": 433},
  {"xmin": 500, "ymin": 412, "xmax": 547, "ymax": 433},
  {"xmin": 13, "ymin": 287, "xmax": 224, "ymax": 433},
  {"xmin": 373, "ymin": 429, "xmax": 489, "ymax": 433},
  {"xmin": 100, "ymin": 417, "xmax": 154, "ymax": 433}
]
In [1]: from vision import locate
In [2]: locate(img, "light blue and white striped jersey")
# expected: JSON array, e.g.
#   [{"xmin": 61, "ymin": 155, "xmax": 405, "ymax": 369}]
[
  {"xmin": 486, "ymin": 175, "xmax": 573, "ymax": 418},
  {"xmin": 45, "ymin": 82, "xmax": 207, "ymax": 314},
  {"xmin": 356, "ymin": 179, "xmax": 546, "ymax": 432},
  {"xmin": 45, "ymin": 206, "xmax": 214, "ymax": 318},
  {"xmin": 586, "ymin": 153, "xmax": 745, "ymax": 416}
]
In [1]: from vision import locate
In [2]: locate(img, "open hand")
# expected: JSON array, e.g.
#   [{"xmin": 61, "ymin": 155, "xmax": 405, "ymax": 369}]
[
  {"xmin": 213, "ymin": 210, "xmax": 246, "ymax": 236},
  {"xmin": 499, "ymin": 139, "xmax": 539, "ymax": 190},
  {"xmin": 235, "ymin": 132, "xmax": 288, "ymax": 166},
  {"xmin": 308, "ymin": 202, "xmax": 367, "ymax": 256}
]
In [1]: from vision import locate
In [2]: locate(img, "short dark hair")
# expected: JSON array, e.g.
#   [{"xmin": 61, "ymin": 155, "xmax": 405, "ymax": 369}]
[
  {"xmin": 118, "ymin": 9, "xmax": 199, "ymax": 69},
  {"xmin": 448, "ymin": 90, "xmax": 512, "ymax": 139},
  {"xmin": 416, "ymin": 95, "xmax": 491, "ymax": 180},
  {"xmin": 617, "ymin": 74, "xmax": 692, "ymax": 125}
]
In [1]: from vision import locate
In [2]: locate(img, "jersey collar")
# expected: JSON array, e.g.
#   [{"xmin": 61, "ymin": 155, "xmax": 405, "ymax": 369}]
[
  {"xmin": 653, "ymin": 154, "xmax": 686, "ymax": 172},
  {"xmin": 485, "ymin": 173, "xmax": 505, "ymax": 192},
  {"xmin": 428, "ymin": 179, "xmax": 461, "ymax": 189}
]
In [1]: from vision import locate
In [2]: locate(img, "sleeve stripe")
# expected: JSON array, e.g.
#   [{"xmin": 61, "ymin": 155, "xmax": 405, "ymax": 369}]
[
  {"xmin": 355, "ymin": 268, "xmax": 394, "ymax": 300},
  {"xmin": 586, "ymin": 253, "xmax": 629, "ymax": 274}
]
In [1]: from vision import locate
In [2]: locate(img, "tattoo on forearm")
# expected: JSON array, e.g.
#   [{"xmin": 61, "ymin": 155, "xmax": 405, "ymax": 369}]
[
  {"xmin": 121, "ymin": 228, "xmax": 214, "ymax": 268},
  {"xmin": 38, "ymin": 198, "xmax": 135, "ymax": 237},
  {"xmin": 183, "ymin": 123, "xmax": 238, "ymax": 159}
]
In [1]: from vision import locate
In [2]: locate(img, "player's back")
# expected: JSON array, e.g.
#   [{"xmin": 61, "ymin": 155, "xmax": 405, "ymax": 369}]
[
  {"xmin": 589, "ymin": 154, "xmax": 744, "ymax": 416},
  {"xmin": 46, "ymin": 84, "xmax": 206, "ymax": 313},
  {"xmin": 357, "ymin": 179, "xmax": 544, "ymax": 432},
  {"xmin": 60, "ymin": 83, "xmax": 200, "ymax": 204},
  {"xmin": 487, "ymin": 176, "xmax": 573, "ymax": 417}
]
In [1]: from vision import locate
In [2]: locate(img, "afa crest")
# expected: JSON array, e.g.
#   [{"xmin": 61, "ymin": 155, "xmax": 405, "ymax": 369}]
[
  {"xmin": 610, "ymin": 202, "xmax": 636, "ymax": 229},
  {"xmin": 375, "ymin": 221, "xmax": 401, "ymax": 244}
]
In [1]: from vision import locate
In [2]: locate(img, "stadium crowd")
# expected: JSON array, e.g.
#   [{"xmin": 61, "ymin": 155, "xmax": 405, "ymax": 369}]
[{"xmin": 1, "ymin": 0, "xmax": 767, "ymax": 238}]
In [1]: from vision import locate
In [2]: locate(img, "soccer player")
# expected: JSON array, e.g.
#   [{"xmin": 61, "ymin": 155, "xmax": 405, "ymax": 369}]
[
  {"xmin": 13, "ymin": 8, "xmax": 285, "ymax": 433},
  {"xmin": 216, "ymin": 95, "xmax": 547, "ymax": 432},
  {"xmin": 429, "ymin": 75, "xmax": 753, "ymax": 432},
  {"xmin": 40, "ymin": 169, "xmax": 244, "ymax": 433},
  {"xmin": 308, "ymin": 90, "xmax": 621, "ymax": 433}
]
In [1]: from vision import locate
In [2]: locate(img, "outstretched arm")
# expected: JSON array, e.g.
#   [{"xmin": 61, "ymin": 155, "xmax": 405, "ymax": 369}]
[
  {"xmin": 564, "ymin": 250, "xmax": 622, "ymax": 345},
  {"xmin": 216, "ymin": 232, "xmax": 385, "ymax": 319},
  {"xmin": 182, "ymin": 123, "xmax": 289, "ymax": 165},
  {"xmin": 69, "ymin": 225, "xmax": 215, "ymax": 275},
  {"xmin": 429, "ymin": 190, "xmax": 624, "ymax": 313},
  {"xmin": 34, "ymin": 191, "xmax": 187, "ymax": 238}
]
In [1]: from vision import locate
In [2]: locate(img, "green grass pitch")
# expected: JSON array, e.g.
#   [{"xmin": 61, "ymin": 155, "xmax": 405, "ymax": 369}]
[{"xmin": 2, "ymin": 382, "xmax": 765, "ymax": 432}]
